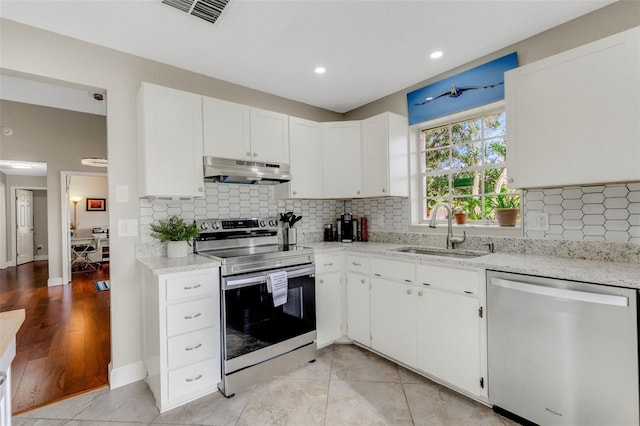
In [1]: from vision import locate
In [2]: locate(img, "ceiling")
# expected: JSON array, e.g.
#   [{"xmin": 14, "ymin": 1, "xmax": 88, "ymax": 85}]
[{"xmin": 0, "ymin": 0, "xmax": 615, "ymax": 113}]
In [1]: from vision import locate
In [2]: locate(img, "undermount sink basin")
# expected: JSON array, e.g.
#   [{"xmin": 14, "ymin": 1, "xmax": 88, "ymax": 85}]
[{"xmin": 391, "ymin": 246, "xmax": 489, "ymax": 259}]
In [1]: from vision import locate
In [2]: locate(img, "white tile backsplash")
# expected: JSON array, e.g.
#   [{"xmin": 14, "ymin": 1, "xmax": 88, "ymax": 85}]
[{"xmin": 524, "ymin": 183, "xmax": 640, "ymax": 244}]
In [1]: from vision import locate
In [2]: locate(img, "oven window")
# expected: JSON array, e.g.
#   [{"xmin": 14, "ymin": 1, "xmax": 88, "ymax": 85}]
[{"xmin": 224, "ymin": 274, "xmax": 316, "ymax": 360}]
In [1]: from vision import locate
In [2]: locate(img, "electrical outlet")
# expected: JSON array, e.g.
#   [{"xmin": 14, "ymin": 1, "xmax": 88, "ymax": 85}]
[{"xmin": 527, "ymin": 212, "xmax": 549, "ymax": 231}]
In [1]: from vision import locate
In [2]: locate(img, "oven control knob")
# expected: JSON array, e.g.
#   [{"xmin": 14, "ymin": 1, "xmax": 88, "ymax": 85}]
[
  {"xmin": 260, "ymin": 220, "xmax": 266, "ymax": 227},
  {"xmin": 268, "ymin": 219, "xmax": 276, "ymax": 226},
  {"xmin": 211, "ymin": 222, "xmax": 219, "ymax": 230},
  {"xmin": 200, "ymin": 222, "xmax": 209, "ymax": 230}
]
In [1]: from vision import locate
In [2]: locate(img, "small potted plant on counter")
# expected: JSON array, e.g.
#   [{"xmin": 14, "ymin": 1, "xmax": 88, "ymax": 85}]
[
  {"xmin": 491, "ymin": 194, "xmax": 521, "ymax": 227},
  {"xmin": 150, "ymin": 216, "xmax": 199, "ymax": 258},
  {"xmin": 453, "ymin": 208, "xmax": 468, "ymax": 225}
]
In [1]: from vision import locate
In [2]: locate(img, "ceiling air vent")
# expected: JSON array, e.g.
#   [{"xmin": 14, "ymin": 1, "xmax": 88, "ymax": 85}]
[{"xmin": 162, "ymin": 0, "xmax": 230, "ymax": 25}]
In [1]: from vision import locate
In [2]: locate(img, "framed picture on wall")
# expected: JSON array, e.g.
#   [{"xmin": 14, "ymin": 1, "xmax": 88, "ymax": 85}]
[{"xmin": 86, "ymin": 198, "xmax": 106, "ymax": 211}]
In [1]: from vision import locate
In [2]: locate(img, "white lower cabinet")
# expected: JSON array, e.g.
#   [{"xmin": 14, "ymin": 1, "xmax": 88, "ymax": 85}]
[
  {"xmin": 315, "ymin": 253, "xmax": 344, "ymax": 348},
  {"xmin": 346, "ymin": 272, "xmax": 371, "ymax": 346},
  {"xmin": 370, "ymin": 278, "xmax": 417, "ymax": 368},
  {"xmin": 142, "ymin": 267, "xmax": 221, "ymax": 412},
  {"xmin": 416, "ymin": 264, "xmax": 484, "ymax": 397}
]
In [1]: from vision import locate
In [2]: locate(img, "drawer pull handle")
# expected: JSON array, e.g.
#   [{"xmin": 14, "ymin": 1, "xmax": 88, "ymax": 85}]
[
  {"xmin": 418, "ymin": 291, "xmax": 423, "ymax": 296},
  {"xmin": 374, "ymin": 273, "xmax": 381, "ymax": 277},
  {"xmin": 324, "ymin": 263, "xmax": 333, "ymax": 266},
  {"xmin": 406, "ymin": 289, "xmax": 412, "ymax": 295},
  {"xmin": 184, "ymin": 313, "xmax": 202, "ymax": 320},
  {"xmin": 422, "ymin": 282, "xmax": 431, "ymax": 286},
  {"xmin": 360, "ymin": 279, "xmax": 366, "ymax": 284},
  {"xmin": 184, "ymin": 284, "xmax": 202, "ymax": 290},
  {"xmin": 352, "ymin": 262, "xmax": 362, "ymax": 266},
  {"xmin": 185, "ymin": 374, "xmax": 203, "ymax": 382},
  {"xmin": 464, "ymin": 290, "xmax": 474, "ymax": 295},
  {"xmin": 404, "ymin": 279, "xmax": 412, "ymax": 283},
  {"xmin": 0, "ymin": 371, "xmax": 6, "ymax": 386},
  {"xmin": 185, "ymin": 343, "xmax": 203, "ymax": 351},
  {"xmin": 319, "ymin": 279, "xmax": 324, "ymax": 284}
]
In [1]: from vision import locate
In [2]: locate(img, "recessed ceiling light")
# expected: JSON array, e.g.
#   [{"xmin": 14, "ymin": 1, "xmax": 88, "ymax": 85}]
[
  {"xmin": 314, "ymin": 67, "xmax": 326, "ymax": 74},
  {"xmin": 430, "ymin": 51, "xmax": 443, "ymax": 59}
]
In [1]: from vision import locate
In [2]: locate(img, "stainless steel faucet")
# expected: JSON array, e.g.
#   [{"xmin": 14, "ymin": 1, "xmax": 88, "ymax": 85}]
[{"xmin": 428, "ymin": 202, "xmax": 466, "ymax": 249}]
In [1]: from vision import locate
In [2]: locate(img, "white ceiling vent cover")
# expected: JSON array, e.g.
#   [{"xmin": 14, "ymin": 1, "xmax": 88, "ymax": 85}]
[{"xmin": 162, "ymin": 0, "xmax": 230, "ymax": 24}]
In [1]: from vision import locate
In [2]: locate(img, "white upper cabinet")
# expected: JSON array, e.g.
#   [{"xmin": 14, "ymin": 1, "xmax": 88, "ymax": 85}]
[
  {"xmin": 203, "ymin": 97, "xmax": 289, "ymax": 165},
  {"xmin": 506, "ymin": 26, "xmax": 640, "ymax": 188},
  {"xmin": 322, "ymin": 121, "xmax": 362, "ymax": 198},
  {"xmin": 202, "ymin": 97, "xmax": 251, "ymax": 161},
  {"xmin": 250, "ymin": 108, "xmax": 290, "ymax": 164},
  {"xmin": 137, "ymin": 82, "xmax": 204, "ymax": 198},
  {"xmin": 361, "ymin": 112, "xmax": 409, "ymax": 197},
  {"xmin": 274, "ymin": 117, "xmax": 323, "ymax": 199}
]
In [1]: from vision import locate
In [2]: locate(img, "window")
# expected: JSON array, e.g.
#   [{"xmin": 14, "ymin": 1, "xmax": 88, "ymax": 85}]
[{"xmin": 419, "ymin": 108, "xmax": 520, "ymax": 224}]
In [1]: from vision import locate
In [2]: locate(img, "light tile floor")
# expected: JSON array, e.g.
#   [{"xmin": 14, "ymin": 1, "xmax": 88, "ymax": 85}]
[{"xmin": 15, "ymin": 344, "xmax": 517, "ymax": 425}]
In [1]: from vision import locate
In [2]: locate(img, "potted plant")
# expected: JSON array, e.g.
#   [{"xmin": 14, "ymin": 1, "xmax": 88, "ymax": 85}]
[
  {"xmin": 150, "ymin": 216, "xmax": 199, "ymax": 258},
  {"xmin": 491, "ymin": 195, "xmax": 520, "ymax": 227}
]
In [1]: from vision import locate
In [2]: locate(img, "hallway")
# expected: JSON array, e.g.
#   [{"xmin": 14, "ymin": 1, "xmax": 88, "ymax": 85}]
[{"xmin": 0, "ymin": 261, "xmax": 111, "ymax": 414}]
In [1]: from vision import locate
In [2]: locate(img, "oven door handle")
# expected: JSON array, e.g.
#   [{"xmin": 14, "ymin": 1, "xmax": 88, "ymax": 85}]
[{"xmin": 223, "ymin": 264, "xmax": 315, "ymax": 289}]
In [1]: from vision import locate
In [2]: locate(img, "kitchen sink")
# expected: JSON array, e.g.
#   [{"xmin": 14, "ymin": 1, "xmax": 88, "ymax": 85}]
[{"xmin": 391, "ymin": 246, "xmax": 489, "ymax": 259}]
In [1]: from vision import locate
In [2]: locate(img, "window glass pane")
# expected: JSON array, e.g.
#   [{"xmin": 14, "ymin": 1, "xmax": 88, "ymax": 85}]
[
  {"xmin": 484, "ymin": 112, "xmax": 506, "ymax": 138},
  {"xmin": 425, "ymin": 147, "xmax": 450, "ymax": 172},
  {"xmin": 426, "ymin": 175, "xmax": 449, "ymax": 198},
  {"xmin": 451, "ymin": 142, "xmax": 482, "ymax": 169},
  {"xmin": 452, "ymin": 118, "xmax": 482, "ymax": 143},
  {"xmin": 453, "ymin": 196, "xmax": 483, "ymax": 220},
  {"xmin": 427, "ymin": 198, "xmax": 450, "ymax": 220},
  {"xmin": 484, "ymin": 167, "xmax": 509, "ymax": 195},
  {"xmin": 484, "ymin": 137, "xmax": 506, "ymax": 164},
  {"xmin": 451, "ymin": 171, "xmax": 479, "ymax": 196},
  {"xmin": 423, "ymin": 125, "xmax": 449, "ymax": 149}
]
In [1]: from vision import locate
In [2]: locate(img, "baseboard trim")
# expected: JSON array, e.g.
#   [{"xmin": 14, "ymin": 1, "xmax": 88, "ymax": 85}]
[
  {"xmin": 108, "ymin": 361, "xmax": 146, "ymax": 389},
  {"xmin": 48, "ymin": 277, "xmax": 64, "ymax": 287},
  {"xmin": 34, "ymin": 255, "xmax": 49, "ymax": 261}
]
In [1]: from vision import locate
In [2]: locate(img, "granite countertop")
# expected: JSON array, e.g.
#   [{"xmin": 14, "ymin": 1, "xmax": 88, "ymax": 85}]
[
  {"xmin": 137, "ymin": 253, "xmax": 221, "ymax": 275},
  {"xmin": 0, "ymin": 309, "xmax": 25, "ymax": 355},
  {"xmin": 306, "ymin": 241, "xmax": 640, "ymax": 289}
]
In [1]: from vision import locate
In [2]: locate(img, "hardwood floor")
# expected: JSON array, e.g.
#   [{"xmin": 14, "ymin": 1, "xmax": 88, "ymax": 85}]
[{"xmin": 0, "ymin": 261, "xmax": 111, "ymax": 414}]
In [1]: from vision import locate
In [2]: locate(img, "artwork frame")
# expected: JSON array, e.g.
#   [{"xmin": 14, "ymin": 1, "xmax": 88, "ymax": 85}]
[
  {"xmin": 406, "ymin": 52, "xmax": 518, "ymax": 126},
  {"xmin": 86, "ymin": 198, "xmax": 106, "ymax": 212}
]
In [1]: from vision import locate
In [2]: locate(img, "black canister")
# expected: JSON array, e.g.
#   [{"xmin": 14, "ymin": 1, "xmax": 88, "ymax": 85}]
[{"xmin": 324, "ymin": 224, "xmax": 333, "ymax": 241}]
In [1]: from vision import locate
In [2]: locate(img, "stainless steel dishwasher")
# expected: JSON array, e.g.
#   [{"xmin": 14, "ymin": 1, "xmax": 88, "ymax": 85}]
[{"xmin": 487, "ymin": 270, "xmax": 639, "ymax": 426}]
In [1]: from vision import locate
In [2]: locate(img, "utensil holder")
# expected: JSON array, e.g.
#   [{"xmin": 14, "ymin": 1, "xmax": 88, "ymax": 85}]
[{"xmin": 283, "ymin": 228, "xmax": 297, "ymax": 246}]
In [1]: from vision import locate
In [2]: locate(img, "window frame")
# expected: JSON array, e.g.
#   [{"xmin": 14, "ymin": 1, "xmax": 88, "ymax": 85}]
[{"xmin": 408, "ymin": 101, "xmax": 523, "ymax": 236}]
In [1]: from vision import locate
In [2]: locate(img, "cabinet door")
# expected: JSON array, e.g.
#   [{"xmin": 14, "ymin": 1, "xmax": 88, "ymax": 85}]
[
  {"xmin": 370, "ymin": 278, "xmax": 416, "ymax": 368},
  {"xmin": 250, "ymin": 107, "xmax": 289, "ymax": 164},
  {"xmin": 322, "ymin": 122, "xmax": 362, "ymax": 198},
  {"xmin": 138, "ymin": 83, "xmax": 204, "ymax": 197},
  {"xmin": 346, "ymin": 272, "xmax": 370, "ymax": 346},
  {"xmin": 361, "ymin": 113, "xmax": 389, "ymax": 197},
  {"xmin": 316, "ymin": 271, "xmax": 342, "ymax": 348},
  {"xmin": 202, "ymin": 96, "xmax": 251, "ymax": 160},
  {"xmin": 288, "ymin": 117, "xmax": 323, "ymax": 198},
  {"xmin": 416, "ymin": 287, "xmax": 481, "ymax": 395},
  {"xmin": 506, "ymin": 27, "xmax": 640, "ymax": 188}
]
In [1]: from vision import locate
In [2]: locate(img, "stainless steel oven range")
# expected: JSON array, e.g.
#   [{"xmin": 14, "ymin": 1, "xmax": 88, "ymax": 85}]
[{"xmin": 193, "ymin": 217, "xmax": 316, "ymax": 397}]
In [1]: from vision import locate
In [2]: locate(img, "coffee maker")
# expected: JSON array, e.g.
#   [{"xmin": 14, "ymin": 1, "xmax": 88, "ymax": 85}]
[{"xmin": 340, "ymin": 213, "xmax": 356, "ymax": 242}]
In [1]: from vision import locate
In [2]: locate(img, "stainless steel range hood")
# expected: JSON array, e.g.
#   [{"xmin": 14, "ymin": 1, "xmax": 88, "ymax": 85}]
[{"xmin": 204, "ymin": 156, "xmax": 291, "ymax": 185}]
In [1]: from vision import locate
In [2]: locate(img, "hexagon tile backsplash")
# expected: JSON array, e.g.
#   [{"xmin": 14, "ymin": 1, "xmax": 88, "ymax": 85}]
[{"xmin": 524, "ymin": 183, "xmax": 640, "ymax": 244}]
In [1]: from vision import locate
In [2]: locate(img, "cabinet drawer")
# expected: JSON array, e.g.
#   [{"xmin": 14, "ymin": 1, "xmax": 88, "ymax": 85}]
[
  {"xmin": 166, "ymin": 297, "xmax": 217, "ymax": 337},
  {"xmin": 346, "ymin": 255, "xmax": 369, "ymax": 273},
  {"xmin": 167, "ymin": 326, "xmax": 219, "ymax": 369},
  {"xmin": 371, "ymin": 258, "xmax": 415, "ymax": 284},
  {"xmin": 168, "ymin": 357, "xmax": 219, "ymax": 401},
  {"xmin": 416, "ymin": 264, "xmax": 479, "ymax": 296},
  {"xmin": 166, "ymin": 272, "xmax": 217, "ymax": 302},
  {"xmin": 316, "ymin": 254, "xmax": 343, "ymax": 274}
]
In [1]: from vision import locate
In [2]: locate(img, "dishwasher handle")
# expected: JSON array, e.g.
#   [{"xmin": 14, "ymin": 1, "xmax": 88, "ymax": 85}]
[{"xmin": 491, "ymin": 278, "xmax": 629, "ymax": 307}]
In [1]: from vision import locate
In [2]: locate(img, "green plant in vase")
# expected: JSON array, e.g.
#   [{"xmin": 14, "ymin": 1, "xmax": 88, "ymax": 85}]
[{"xmin": 150, "ymin": 216, "xmax": 199, "ymax": 258}]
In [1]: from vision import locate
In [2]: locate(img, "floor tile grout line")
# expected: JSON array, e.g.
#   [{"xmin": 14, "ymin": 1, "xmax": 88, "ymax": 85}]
[
  {"xmin": 233, "ymin": 379, "xmax": 258, "ymax": 425},
  {"xmin": 322, "ymin": 347, "xmax": 335, "ymax": 426}
]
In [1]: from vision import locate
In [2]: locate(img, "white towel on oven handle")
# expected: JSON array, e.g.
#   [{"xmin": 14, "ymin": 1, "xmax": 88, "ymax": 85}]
[{"xmin": 267, "ymin": 270, "xmax": 288, "ymax": 307}]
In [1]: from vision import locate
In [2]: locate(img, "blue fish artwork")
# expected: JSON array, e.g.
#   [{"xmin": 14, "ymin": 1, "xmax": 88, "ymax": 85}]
[{"xmin": 407, "ymin": 52, "xmax": 518, "ymax": 126}]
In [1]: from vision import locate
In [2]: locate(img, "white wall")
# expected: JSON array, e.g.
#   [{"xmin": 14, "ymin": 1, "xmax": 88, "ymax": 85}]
[{"xmin": 32, "ymin": 189, "xmax": 48, "ymax": 257}]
